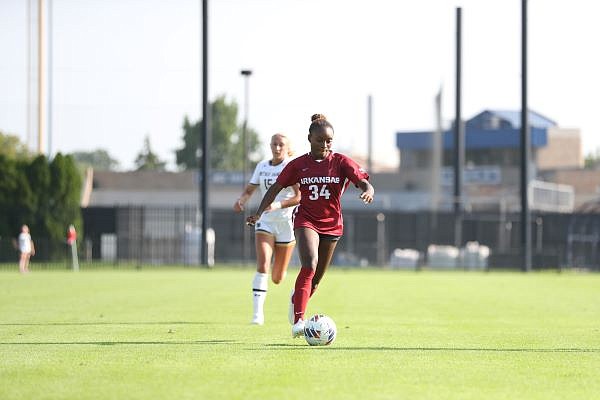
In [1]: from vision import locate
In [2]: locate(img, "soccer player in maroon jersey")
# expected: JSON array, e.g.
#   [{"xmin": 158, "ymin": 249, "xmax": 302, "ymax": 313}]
[{"xmin": 246, "ymin": 114, "xmax": 375, "ymax": 338}]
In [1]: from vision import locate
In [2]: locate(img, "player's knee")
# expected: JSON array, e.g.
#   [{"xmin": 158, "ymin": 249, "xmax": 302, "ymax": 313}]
[
  {"xmin": 271, "ymin": 276, "xmax": 283, "ymax": 285},
  {"xmin": 304, "ymin": 258, "xmax": 319, "ymax": 270}
]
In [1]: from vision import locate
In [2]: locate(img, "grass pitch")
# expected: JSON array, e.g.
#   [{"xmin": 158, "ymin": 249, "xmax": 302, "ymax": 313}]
[{"xmin": 1, "ymin": 267, "xmax": 599, "ymax": 400}]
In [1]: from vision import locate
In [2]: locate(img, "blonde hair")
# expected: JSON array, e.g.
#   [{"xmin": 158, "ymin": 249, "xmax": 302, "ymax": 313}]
[{"xmin": 271, "ymin": 133, "xmax": 294, "ymax": 157}]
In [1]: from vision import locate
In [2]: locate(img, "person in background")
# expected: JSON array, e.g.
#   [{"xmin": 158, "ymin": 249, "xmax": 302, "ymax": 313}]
[
  {"xmin": 18, "ymin": 225, "xmax": 35, "ymax": 274},
  {"xmin": 234, "ymin": 133, "xmax": 301, "ymax": 325},
  {"xmin": 246, "ymin": 114, "xmax": 375, "ymax": 338}
]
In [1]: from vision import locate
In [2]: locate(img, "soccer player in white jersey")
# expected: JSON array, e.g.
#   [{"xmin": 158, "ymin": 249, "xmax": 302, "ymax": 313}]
[
  {"xmin": 18, "ymin": 224, "xmax": 35, "ymax": 274},
  {"xmin": 233, "ymin": 133, "xmax": 300, "ymax": 325}
]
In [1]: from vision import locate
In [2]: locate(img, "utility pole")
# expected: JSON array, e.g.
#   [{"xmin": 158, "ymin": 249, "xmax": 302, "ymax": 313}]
[
  {"xmin": 200, "ymin": 0, "xmax": 211, "ymax": 266},
  {"xmin": 240, "ymin": 69, "xmax": 252, "ymax": 265},
  {"xmin": 37, "ymin": 0, "xmax": 46, "ymax": 154},
  {"xmin": 520, "ymin": 0, "xmax": 532, "ymax": 271},
  {"xmin": 453, "ymin": 7, "xmax": 464, "ymax": 249}
]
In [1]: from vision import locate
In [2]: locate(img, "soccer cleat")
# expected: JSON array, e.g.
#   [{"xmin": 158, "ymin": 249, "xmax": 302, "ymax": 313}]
[
  {"xmin": 251, "ymin": 315, "xmax": 264, "ymax": 325},
  {"xmin": 291, "ymin": 318, "xmax": 305, "ymax": 338},
  {"xmin": 288, "ymin": 289, "xmax": 295, "ymax": 325}
]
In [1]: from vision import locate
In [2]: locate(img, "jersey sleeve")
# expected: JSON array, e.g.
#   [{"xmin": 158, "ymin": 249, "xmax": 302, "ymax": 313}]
[
  {"xmin": 248, "ymin": 162, "xmax": 262, "ymax": 185},
  {"xmin": 341, "ymin": 155, "xmax": 369, "ymax": 186},
  {"xmin": 276, "ymin": 159, "xmax": 298, "ymax": 187}
]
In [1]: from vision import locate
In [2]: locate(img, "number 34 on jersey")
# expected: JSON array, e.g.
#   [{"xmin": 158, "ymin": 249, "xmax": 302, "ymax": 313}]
[{"xmin": 308, "ymin": 184, "xmax": 331, "ymax": 200}]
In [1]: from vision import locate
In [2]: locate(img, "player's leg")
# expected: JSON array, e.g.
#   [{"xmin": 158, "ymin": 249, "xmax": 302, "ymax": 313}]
[
  {"xmin": 271, "ymin": 242, "xmax": 294, "ymax": 284},
  {"xmin": 271, "ymin": 240, "xmax": 295, "ymax": 325},
  {"xmin": 271, "ymin": 220, "xmax": 296, "ymax": 284},
  {"xmin": 19, "ymin": 252, "xmax": 26, "ymax": 273},
  {"xmin": 291, "ymin": 227, "xmax": 319, "ymax": 337},
  {"xmin": 269, "ymin": 219, "xmax": 297, "ymax": 324},
  {"xmin": 251, "ymin": 231, "xmax": 275, "ymax": 325},
  {"xmin": 19, "ymin": 252, "xmax": 31, "ymax": 273},
  {"xmin": 310, "ymin": 236, "xmax": 339, "ymax": 296}
]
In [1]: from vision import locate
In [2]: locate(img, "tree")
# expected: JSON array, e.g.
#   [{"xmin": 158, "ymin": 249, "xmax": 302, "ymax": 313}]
[
  {"xmin": 175, "ymin": 116, "xmax": 198, "ymax": 171},
  {"xmin": 0, "ymin": 153, "xmax": 81, "ymax": 260},
  {"xmin": 134, "ymin": 136, "xmax": 166, "ymax": 171},
  {"xmin": 46, "ymin": 154, "xmax": 82, "ymax": 251},
  {"xmin": 24, "ymin": 155, "xmax": 50, "ymax": 232},
  {"xmin": 0, "ymin": 131, "xmax": 31, "ymax": 160},
  {"xmin": 70, "ymin": 149, "xmax": 120, "ymax": 171},
  {"xmin": 584, "ymin": 148, "xmax": 600, "ymax": 169},
  {"xmin": 175, "ymin": 95, "xmax": 262, "ymax": 171},
  {"xmin": 0, "ymin": 155, "xmax": 31, "ymax": 237}
]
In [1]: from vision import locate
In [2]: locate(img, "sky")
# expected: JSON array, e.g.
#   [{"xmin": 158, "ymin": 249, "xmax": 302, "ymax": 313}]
[{"xmin": 1, "ymin": 0, "xmax": 599, "ymax": 171}]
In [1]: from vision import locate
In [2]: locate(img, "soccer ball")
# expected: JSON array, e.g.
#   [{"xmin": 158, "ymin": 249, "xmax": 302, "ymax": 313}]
[{"xmin": 304, "ymin": 314, "xmax": 337, "ymax": 346}]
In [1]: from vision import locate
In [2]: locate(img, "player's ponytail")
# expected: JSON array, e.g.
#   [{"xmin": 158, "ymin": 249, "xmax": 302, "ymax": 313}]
[{"xmin": 311, "ymin": 113, "xmax": 326, "ymax": 122}]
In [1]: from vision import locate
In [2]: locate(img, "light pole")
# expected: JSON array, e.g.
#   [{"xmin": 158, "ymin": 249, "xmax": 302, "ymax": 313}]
[
  {"xmin": 240, "ymin": 69, "xmax": 252, "ymax": 265},
  {"xmin": 200, "ymin": 0, "xmax": 210, "ymax": 267},
  {"xmin": 453, "ymin": 7, "xmax": 464, "ymax": 250},
  {"xmin": 520, "ymin": 0, "xmax": 532, "ymax": 271}
]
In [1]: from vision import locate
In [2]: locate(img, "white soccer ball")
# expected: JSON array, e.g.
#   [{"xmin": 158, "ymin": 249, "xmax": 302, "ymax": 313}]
[{"xmin": 304, "ymin": 314, "xmax": 337, "ymax": 346}]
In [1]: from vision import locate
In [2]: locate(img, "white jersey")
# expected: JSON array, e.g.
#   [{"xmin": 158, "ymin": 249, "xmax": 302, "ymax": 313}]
[
  {"xmin": 19, "ymin": 232, "xmax": 32, "ymax": 253},
  {"xmin": 250, "ymin": 158, "xmax": 296, "ymax": 222}
]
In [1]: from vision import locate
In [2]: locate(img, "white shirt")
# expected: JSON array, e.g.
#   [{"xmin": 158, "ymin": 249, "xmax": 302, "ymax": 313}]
[
  {"xmin": 249, "ymin": 158, "xmax": 296, "ymax": 222},
  {"xmin": 18, "ymin": 232, "xmax": 32, "ymax": 253}
]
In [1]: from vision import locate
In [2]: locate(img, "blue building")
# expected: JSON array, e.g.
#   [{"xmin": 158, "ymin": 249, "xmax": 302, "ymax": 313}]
[{"xmin": 394, "ymin": 109, "xmax": 580, "ymax": 211}]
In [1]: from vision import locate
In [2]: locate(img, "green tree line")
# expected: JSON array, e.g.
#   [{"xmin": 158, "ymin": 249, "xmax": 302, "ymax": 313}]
[
  {"xmin": 0, "ymin": 151, "xmax": 82, "ymax": 260},
  {"xmin": 69, "ymin": 95, "xmax": 262, "ymax": 172},
  {"xmin": 176, "ymin": 95, "xmax": 261, "ymax": 171},
  {"xmin": 0, "ymin": 94, "xmax": 255, "ymax": 261}
]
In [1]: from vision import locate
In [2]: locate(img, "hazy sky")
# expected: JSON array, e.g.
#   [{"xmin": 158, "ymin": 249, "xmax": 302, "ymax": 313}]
[{"xmin": 1, "ymin": 0, "xmax": 598, "ymax": 170}]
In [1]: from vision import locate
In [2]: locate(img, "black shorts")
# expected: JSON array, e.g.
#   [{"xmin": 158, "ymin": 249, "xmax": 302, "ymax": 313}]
[{"xmin": 319, "ymin": 234, "xmax": 341, "ymax": 242}]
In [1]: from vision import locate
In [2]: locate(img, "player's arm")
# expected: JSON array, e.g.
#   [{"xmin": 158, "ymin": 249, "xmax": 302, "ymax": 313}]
[
  {"xmin": 233, "ymin": 184, "xmax": 258, "ymax": 212},
  {"xmin": 356, "ymin": 179, "xmax": 374, "ymax": 204},
  {"xmin": 265, "ymin": 183, "xmax": 300, "ymax": 212},
  {"xmin": 341, "ymin": 155, "xmax": 373, "ymax": 204},
  {"xmin": 246, "ymin": 182, "xmax": 284, "ymax": 226},
  {"xmin": 287, "ymin": 184, "xmax": 301, "ymax": 207}
]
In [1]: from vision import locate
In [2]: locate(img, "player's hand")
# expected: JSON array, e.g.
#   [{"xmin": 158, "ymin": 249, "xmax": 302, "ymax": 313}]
[
  {"xmin": 233, "ymin": 199, "xmax": 244, "ymax": 213},
  {"xmin": 246, "ymin": 215, "xmax": 259, "ymax": 227},
  {"xmin": 360, "ymin": 190, "xmax": 374, "ymax": 204}
]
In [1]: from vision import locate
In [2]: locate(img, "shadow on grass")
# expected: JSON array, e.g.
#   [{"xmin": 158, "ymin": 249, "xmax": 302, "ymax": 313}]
[
  {"xmin": 0, "ymin": 321, "xmax": 210, "ymax": 326},
  {"xmin": 263, "ymin": 344, "xmax": 600, "ymax": 353},
  {"xmin": 2, "ymin": 341, "xmax": 597, "ymax": 352},
  {"xmin": 0, "ymin": 340, "xmax": 237, "ymax": 345}
]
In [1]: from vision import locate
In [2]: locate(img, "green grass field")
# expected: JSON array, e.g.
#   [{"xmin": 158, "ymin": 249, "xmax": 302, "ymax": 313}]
[{"xmin": 1, "ymin": 267, "xmax": 599, "ymax": 399}]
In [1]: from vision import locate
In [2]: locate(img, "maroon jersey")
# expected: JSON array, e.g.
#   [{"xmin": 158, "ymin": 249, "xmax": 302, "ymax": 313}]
[{"xmin": 276, "ymin": 152, "xmax": 369, "ymax": 236}]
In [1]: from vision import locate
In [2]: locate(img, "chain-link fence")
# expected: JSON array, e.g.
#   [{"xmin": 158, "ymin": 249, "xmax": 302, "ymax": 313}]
[{"xmin": 1, "ymin": 206, "xmax": 599, "ymax": 271}]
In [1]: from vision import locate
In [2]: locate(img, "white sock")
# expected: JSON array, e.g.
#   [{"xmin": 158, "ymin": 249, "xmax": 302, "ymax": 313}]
[{"xmin": 252, "ymin": 272, "xmax": 268, "ymax": 319}]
